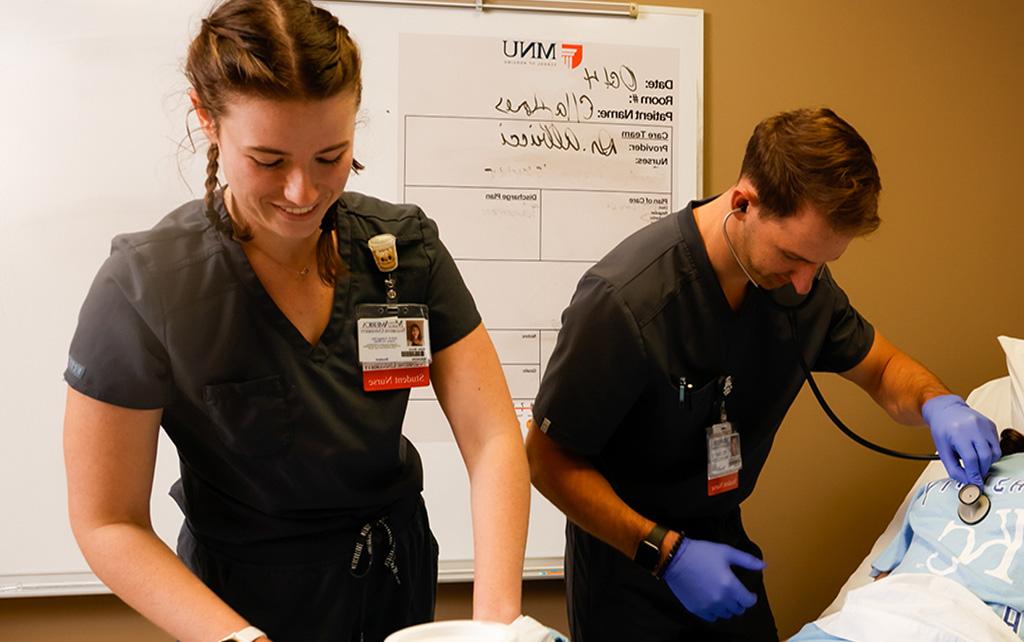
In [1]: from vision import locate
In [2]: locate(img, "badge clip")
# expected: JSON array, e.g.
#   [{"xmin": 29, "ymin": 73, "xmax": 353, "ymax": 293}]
[{"xmin": 368, "ymin": 234, "xmax": 399, "ymax": 301}]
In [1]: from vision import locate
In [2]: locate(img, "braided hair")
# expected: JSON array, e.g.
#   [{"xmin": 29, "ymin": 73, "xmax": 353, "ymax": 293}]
[{"xmin": 186, "ymin": 0, "xmax": 362, "ymax": 285}]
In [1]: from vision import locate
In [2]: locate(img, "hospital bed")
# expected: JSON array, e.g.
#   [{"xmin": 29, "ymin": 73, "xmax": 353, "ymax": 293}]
[{"xmin": 791, "ymin": 335, "xmax": 1024, "ymax": 641}]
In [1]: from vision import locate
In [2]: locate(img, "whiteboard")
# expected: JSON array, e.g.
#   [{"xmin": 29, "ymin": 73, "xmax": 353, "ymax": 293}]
[{"xmin": 0, "ymin": 0, "xmax": 701, "ymax": 596}]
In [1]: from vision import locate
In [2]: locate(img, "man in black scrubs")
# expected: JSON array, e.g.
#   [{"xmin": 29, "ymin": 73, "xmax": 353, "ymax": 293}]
[{"xmin": 526, "ymin": 108, "xmax": 1001, "ymax": 640}]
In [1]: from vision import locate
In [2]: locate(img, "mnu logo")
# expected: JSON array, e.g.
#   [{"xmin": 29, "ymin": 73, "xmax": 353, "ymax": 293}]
[
  {"xmin": 501, "ymin": 40, "xmax": 583, "ymax": 68},
  {"xmin": 561, "ymin": 43, "xmax": 583, "ymax": 69}
]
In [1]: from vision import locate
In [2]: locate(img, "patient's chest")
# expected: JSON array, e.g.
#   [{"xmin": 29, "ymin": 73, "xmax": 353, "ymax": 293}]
[{"xmin": 894, "ymin": 475, "xmax": 1024, "ymax": 635}]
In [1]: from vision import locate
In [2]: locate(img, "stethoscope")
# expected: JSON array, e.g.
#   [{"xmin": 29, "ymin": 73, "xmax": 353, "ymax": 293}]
[
  {"xmin": 957, "ymin": 483, "xmax": 991, "ymax": 525},
  {"xmin": 723, "ymin": 206, "xmax": 990, "ymax": 524}
]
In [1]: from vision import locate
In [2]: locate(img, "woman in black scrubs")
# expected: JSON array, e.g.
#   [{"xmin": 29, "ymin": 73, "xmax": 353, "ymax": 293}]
[{"xmin": 61, "ymin": 2, "xmax": 529, "ymax": 641}]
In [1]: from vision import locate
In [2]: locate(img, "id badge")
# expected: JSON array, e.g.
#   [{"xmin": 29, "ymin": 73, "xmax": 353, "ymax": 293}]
[
  {"xmin": 356, "ymin": 303, "xmax": 431, "ymax": 391},
  {"xmin": 706, "ymin": 421, "xmax": 742, "ymax": 496}
]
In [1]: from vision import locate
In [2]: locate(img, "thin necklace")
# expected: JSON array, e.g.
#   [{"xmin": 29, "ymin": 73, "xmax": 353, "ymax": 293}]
[
  {"xmin": 224, "ymin": 188, "xmax": 315, "ymax": 278},
  {"xmin": 246, "ymin": 241, "xmax": 314, "ymax": 277}
]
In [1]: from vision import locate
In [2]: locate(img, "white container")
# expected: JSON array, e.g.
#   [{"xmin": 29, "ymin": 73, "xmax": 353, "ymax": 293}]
[{"xmin": 384, "ymin": 620, "xmax": 518, "ymax": 642}]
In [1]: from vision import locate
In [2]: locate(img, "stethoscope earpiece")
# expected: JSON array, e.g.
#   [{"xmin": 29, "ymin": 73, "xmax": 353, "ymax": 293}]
[{"xmin": 957, "ymin": 483, "xmax": 991, "ymax": 525}]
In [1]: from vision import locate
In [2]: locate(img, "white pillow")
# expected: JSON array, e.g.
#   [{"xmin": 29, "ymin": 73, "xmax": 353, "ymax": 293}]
[{"xmin": 997, "ymin": 335, "xmax": 1024, "ymax": 430}]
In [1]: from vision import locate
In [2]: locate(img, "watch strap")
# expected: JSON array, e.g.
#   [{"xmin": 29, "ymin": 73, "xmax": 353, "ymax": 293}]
[
  {"xmin": 633, "ymin": 523, "xmax": 669, "ymax": 573},
  {"xmin": 655, "ymin": 531, "xmax": 685, "ymax": 579},
  {"xmin": 219, "ymin": 625, "xmax": 266, "ymax": 642}
]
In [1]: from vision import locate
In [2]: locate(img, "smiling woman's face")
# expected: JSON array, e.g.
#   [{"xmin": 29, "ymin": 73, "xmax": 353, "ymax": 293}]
[{"xmin": 205, "ymin": 91, "xmax": 357, "ymax": 241}]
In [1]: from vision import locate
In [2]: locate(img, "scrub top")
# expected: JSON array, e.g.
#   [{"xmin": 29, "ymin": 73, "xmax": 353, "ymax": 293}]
[
  {"xmin": 64, "ymin": 191, "xmax": 480, "ymax": 550},
  {"xmin": 532, "ymin": 197, "xmax": 875, "ymax": 524}
]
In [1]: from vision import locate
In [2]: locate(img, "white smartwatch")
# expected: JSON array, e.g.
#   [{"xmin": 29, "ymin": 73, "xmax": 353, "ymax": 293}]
[{"xmin": 219, "ymin": 625, "xmax": 266, "ymax": 642}]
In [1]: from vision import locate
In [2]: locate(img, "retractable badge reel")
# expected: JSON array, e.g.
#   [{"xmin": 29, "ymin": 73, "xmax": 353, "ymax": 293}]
[
  {"xmin": 707, "ymin": 376, "xmax": 742, "ymax": 496},
  {"xmin": 357, "ymin": 234, "xmax": 432, "ymax": 392}
]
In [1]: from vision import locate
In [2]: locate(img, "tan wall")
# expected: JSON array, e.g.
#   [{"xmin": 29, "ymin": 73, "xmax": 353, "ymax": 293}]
[
  {"xmin": 686, "ymin": 0, "xmax": 1024, "ymax": 637},
  {"xmin": 4, "ymin": 1, "xmax": 1023, "ymax": 640}
]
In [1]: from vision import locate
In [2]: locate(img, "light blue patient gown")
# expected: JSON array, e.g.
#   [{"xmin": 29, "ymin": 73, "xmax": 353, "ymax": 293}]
[{"xmin": 791, "ymin": 453, "xmax": 1024, "ymax": 641}]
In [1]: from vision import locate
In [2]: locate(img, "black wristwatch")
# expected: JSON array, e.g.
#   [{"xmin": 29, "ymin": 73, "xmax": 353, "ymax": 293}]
[
  {"xmin": 656, "ymin": 531, "xmax": 685, "ymax": 579},
  {"xmin": 633, "ymin": 523, "xmax": 669, "ymax": 574}
]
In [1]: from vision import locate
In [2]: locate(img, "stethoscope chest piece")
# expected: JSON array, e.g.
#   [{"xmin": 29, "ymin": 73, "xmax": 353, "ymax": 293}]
[{"xmin": 957, "ymin": 483, "xmax": 991, "ymax": 525}]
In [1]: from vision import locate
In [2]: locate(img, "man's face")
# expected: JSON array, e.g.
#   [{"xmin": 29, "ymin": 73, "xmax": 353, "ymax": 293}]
[{"xmin": 737, "ymin": 203, "xmax": 854, "ymax": 294}]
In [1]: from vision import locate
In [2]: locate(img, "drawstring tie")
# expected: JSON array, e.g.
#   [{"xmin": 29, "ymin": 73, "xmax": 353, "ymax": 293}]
[{"xmin": 350, "ymin": 517, "xmax": 401, "ymax": 584}]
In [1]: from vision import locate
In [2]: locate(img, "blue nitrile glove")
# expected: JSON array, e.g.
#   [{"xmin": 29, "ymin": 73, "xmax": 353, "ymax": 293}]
[
  {"xmin": 922, "ymin": 394, "xmax": 1001, "ymax": 485},
  {"xmin": 662, "ymin": 537, "xmax": 765, "ymax": 622}
]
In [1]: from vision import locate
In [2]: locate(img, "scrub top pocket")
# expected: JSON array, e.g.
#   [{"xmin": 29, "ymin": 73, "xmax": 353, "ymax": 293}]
[
  {"xmin": 648, "ymin": 375, "xmax": 721, "ymax": 461},
  {"xmin": 669, "ymin": 375, "xmax": 720, "ymax": 426},
  {"xmin": 202, "ymin": 375, "xmax": 298, "ymax": 457}
]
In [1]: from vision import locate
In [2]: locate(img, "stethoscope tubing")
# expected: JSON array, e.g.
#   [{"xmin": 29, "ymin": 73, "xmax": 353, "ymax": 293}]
[
  {"xmin": 787, "ymin": 312, "xmax": 941, "ymax": 462},
  {"xmin": 723, "ymin": 205, "xmax": 941, "ymax": 462}
]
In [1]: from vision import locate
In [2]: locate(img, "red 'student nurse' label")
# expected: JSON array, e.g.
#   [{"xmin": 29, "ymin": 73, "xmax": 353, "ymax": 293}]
[
  {"xmin": 708, "ymin": 472, "xmax": 739, "ymax": 496},
  {"xmin": 362, "ymin": 366, "xmax": 430, "ymax": 392}
]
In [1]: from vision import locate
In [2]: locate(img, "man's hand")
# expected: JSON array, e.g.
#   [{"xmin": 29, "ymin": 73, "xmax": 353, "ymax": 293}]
[
  {"xmin": 662, "ymin": 538, "xmax": 765, "ymax": 622},
  {"xmin": 922, "ymin": 394, "xmax": 1001, "ymax": 485}
]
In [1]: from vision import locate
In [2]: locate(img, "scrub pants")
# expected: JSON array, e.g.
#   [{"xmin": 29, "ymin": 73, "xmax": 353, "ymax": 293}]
[
  {"xmin": 178, "ymin": 495, "xmax": 438, "ymax": 642},
  {"xmin": 566, "ymin": 508, "xmax": 779, "ymax": 642}
]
